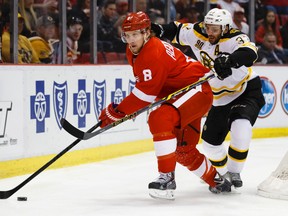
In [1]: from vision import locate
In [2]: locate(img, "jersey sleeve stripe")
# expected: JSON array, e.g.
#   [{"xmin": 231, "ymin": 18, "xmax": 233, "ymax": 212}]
[
  {"xmin": 172, "ymin": 85, "xmax": 202, "ymax": 108},
  {"xmin": 132, "ymin": 87, "xmax": 157, "ymax": 103}
]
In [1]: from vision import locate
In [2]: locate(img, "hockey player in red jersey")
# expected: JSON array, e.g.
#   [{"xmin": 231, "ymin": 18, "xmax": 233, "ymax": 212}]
[{"xmin": 99, "ymin": 11, "xmax": 232, "ymax": 200}]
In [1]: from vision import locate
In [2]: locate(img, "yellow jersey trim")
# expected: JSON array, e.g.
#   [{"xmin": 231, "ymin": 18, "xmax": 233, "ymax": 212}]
[{"xmin": 212, "ymin": 67, "xmax": 252, "ymax": 100}]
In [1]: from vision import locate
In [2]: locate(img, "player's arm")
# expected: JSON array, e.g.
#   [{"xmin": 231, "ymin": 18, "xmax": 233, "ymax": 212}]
[
  {"xmin": 98, "ymin": 91, "xmax": 152, "ymax": 128},
  {"xmin": 214, "ymin": 35, "xmax": 258, "ymax": 80},
  {"xmin": 229, "ymin": 47, "xmax": 258, "ymax": 68},
  {"xmin": 117, "ymin": 67, "xmax": 167, "ymax": 114},
  {"xmin": 151, "ymin": 22, "xmax": 180, "ymax": 41},
  {"xmin": 117, "ymin": 89, "xmax": 155, "ymax": 114},
  {"xmin": 99, "ymin": 64, "xmax": 167, "ymax": 127},
  {"xmin": 98, "ymin": 83, "xmax": 162, "ymax": 128}
]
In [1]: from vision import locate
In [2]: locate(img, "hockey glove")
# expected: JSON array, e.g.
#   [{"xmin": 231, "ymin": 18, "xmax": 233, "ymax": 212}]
[
  {"xmin": 151, "ymin": 23, "xmax": 164, "ymax": 38},
  {"xmin": 214, "ymin": 53, "xmax": 234, "ymax": 80},
  {"xmin": 99, "ymin": 103, "xmax": 126, "ymax": 128}
]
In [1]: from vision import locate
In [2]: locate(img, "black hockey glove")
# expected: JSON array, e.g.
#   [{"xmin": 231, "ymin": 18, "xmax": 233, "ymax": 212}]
[
  {"xmin": 151, "ymin": 23, "xmax": 164, "ymax": 38},
  {"xmin": 214, "ymin": 53, "xmax": 234, "ymax": 80}
]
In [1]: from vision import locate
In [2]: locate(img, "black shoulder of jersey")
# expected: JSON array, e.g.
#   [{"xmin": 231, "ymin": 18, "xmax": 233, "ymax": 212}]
[
  {"xmin": 193, "ymin": 22, "xmax": 208, "ymax": 37},
  {"xmin": 222, "ymin": 28, "xmax": 244, "ymax": 39}
]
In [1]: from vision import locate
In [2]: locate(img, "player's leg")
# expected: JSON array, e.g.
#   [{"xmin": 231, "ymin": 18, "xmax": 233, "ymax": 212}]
[
  {"xmin": 227, "ymin": 77, "xmax": 265, "ymax": 187},
  {"xmin": 227, "ymin": 119, "xmax": 251, "ymax": 187},
  {"xmin": 202, "ymin": 105, "xmax": 230, "ymax": 176},
  {"xmin": 175, "ymin": 121, "xmax": 232, "ymax": 193},
  {"xmin": 174, "ymin": 87, "xmax": 231, "ymax": 193},
  {"xmin": 148, "ymin": 104, "xmax": 180, "ymax": 200}
]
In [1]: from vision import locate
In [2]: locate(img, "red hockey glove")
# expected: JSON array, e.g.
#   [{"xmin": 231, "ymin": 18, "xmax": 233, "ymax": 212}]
[{"xmin": 99, "ymin": 103, "xmax": 126, "ymax": 128}]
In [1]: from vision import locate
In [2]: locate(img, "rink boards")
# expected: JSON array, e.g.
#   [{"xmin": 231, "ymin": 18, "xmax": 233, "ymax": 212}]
[{"xmin": 0, "ymin": 65, "xmax": 287, "ymax": 178}]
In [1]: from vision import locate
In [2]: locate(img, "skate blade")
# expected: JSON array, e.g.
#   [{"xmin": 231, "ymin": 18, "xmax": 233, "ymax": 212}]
[
  {"xmin": 200, "ymin": 179, "xmax": 206, "ymax": 184},
  {"xmin": 218, "ymin": 186, "xmax": 242, "ymax": 195},
  {"xmin": 149, "ymin": 189, "xmax": 175, "ymax": 200},
  {"xmin": 210, "ymin": 185, "xmax": 242, "ymax": 195}
]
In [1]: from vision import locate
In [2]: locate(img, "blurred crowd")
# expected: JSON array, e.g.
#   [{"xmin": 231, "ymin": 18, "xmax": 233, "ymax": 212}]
[{"xmin": 0, "ymin": 0, "xmax": 288, "ymax": 64}]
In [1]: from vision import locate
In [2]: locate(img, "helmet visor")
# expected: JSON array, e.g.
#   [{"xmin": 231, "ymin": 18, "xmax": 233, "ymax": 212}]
[{"xmin": 121, "ymin": 29, "xmax": 146, "ymax": 43}]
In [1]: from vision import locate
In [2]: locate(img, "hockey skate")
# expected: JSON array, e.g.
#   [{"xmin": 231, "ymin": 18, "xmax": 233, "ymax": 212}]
[
  {"xmin": 209, "ymin": 172, "xmax": 232, "ymax": 194},
  {"xmin": 228, "ymin": 172, "xmax": 243, "ymax": 188},
  {"xmin": 148, "ymin": 172, "xmax": 176, "ymax": 200}
]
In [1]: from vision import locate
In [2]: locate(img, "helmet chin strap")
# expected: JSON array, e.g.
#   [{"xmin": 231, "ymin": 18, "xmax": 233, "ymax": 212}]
[{"xmin": 222, "ymin": 25, "xmax": 229, "ymax": 36}]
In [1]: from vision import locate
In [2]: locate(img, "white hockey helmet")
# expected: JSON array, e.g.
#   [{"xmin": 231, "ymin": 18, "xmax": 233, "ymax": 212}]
[{"xmin": 204, "ymin": 8, "xmax": 232, "ymax": 34}]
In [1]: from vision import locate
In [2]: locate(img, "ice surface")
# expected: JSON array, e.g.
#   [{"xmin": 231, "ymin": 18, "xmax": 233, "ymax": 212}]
[{"xmin": 0, "ymin": 137, "xmax": 287, "ymax": 216}]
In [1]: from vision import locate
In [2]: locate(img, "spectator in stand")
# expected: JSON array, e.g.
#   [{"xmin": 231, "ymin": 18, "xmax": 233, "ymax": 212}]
[
  {"xmin": 33, "ymin": 0, "xmax": 60, "ymax": 41},
  {"xmin": 69, "ymin": 0, "xmax": 91, "ymax": 53},
  {"xmin": 71, "ymin": 0, "xmax": 90, "ymax": 18},
  {"xmin": 1, "ymin": 12, "xmax": 40, "ymax": 63},
  {"xmin": 177, "ymin": 6, "xmax": 200, "ymax": 24},
  {"xmin": 33, "ymin": 0, "xmax": 72, "ymax": 16},
  {"xmin": 136, "ymin": 0, "xmax": 148, "ymax": 13},
  {"xmin": 147, "ymin": 0, "xmax": 177, "ymax": 22},
  {"xmin": 232, "ymin": 6, "xmax": 249, "ymax": 35},
  {"xmin": 69, "ymin": 0, "xmax": 77, "ymax": 7},
  {"xmin": 175, "ymin": 0, "xmax": 191, "ymax": 21},
  {"xmin": 262, "ymin": 0, "xmax": 288, "ymax": 15},
  {"xmin": 29, "ymin": 15, "xmax": 58, "ymax": 63},
  {"xmin": 33, "ymin": 0, "xmax": 59, "ymax": 15},
  {"xmin": 280, "ymin": 21, "xmax": 288, "ymax": 58},
  {"xmin": 255, "ymin": 9, "xmax": 283, "ymax": 50},
  {"xmin": 210, "ymin": 0, "xmax": 218, "ymax": 8},
  {"xmin": 66, "ymin": 15, "xmax": 83, "ymax": 64},
  {"xmin": 234, "ymin": 0, "xmax": 249, "ymax": 18},
  {"xmin": 116, "ymin": 0, "xmax": 129, "ymax": 17},
  {"xmin": 255, "ymin": 0, "xmax": 266, "ymax": 25},
  {"xmin": 115, "ymin": 0, "xmax": 129, "ymax": 52},
  {"xmin": 217, "ymin": 0, "xmax": 241, "ymax": 17},
  {"xmin": 173, "ymin": 6, "xmax": 200, "ymax": 59},
  {"xmin": 97, "ymin": 0, "xmax": 124, "ymax": 52},
  {"xmin": 234, "ymin": 0, "xmax": 248, "ymax": 7},
  {"xmin": 256, "ymin": 32, "xmax": 287, "ymax": 64},
  {"xmin": 18, "ymin": 0, "xmax": 38, "ymax": 38},
  {"xmin": 148, "ymin": 0, "xmax": 165, "ymax": 20}
]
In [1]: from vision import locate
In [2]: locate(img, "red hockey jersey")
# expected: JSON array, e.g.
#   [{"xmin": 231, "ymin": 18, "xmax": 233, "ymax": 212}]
[{"xmin": 117, "ymin": 37, "xmax": 210, "ymax": 114}]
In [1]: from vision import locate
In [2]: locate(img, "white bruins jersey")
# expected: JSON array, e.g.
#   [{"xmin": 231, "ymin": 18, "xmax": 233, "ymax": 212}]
[{"xmin": 173, "ymin": 21, "xmax": 258, "ymax": 106}]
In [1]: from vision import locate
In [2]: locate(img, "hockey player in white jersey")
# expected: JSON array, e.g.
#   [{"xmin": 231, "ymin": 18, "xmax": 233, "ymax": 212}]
[{"xmin": 152, "ymin": 8, "xmax": 265, "ymax": 192}]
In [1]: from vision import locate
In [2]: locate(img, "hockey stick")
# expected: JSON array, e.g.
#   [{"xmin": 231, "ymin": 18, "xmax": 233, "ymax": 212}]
[
  {"xmin": 61, "ymin": 73, "xmax": 215, "ymax": 140},
  {"xmin": 0, "ymin": 121, "xmax": 102, "ymax": 199}
]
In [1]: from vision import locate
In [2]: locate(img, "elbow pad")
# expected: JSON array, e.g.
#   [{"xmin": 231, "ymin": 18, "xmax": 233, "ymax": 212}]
[
  {"xmin": 161, "ymin": 22, "xmax": 179, "ymax": 41},
  {"xmin": 230, "ymin": 48, "xmax": 258, "ymax": 68}
]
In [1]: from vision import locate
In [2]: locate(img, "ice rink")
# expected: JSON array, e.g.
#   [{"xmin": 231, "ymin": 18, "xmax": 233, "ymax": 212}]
[{"xmin": 0, "ymin": 137, "xmax": 287, "ymax": 216}]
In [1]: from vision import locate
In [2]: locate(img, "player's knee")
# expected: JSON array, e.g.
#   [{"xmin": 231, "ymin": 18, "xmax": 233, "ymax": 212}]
[
  {"xmin": 231, "ymin": 119, "xmax": 252, "ymax": 143},
  {"xmin": 202, "ymin": 140, "xmax": 225, "ymax": 159}
]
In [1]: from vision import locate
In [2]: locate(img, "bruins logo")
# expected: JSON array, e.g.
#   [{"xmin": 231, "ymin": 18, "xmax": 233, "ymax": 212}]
[{"xmin": 200, "ymin": 51, "xmax": 214, "ymax": 70}]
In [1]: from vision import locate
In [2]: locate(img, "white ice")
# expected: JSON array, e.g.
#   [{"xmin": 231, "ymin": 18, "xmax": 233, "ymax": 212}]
[{"xmin": 0, "ymin": 137, "xmax": 288, "ymax": 216}]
